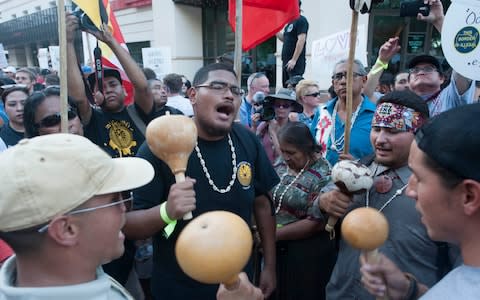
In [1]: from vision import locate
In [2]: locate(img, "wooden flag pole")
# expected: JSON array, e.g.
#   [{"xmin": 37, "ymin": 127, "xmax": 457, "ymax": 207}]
[
  {"xmin": 57, "ymin": 0, "xmax": 70, "ymax": 133},
  {"xmin": 343, "ymin": 10, "xmax": 359, "ymax": 155},
  {"xmin": 234, "ymin": 0, "xmax": 242, "ymax": 85},
  {"xmin": 325, "ymin": 8, "xmax": 359, "ymax": 241}
]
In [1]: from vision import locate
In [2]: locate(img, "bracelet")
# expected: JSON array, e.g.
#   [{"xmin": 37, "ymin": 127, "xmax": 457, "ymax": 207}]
[
  {"xmin": 404, "ymin": 272, "xmax": 418, "ymax": 300},
  {"xmin": 376, "ymin": 57, "xmax": 389, "ymax": 70},
  {"xmin": 160, "ymin": 202, "xmax": 177, "ymax": 238},
  {"xmin": 160, "ymin": 202, "xmax": 175, "ymax": 224}
]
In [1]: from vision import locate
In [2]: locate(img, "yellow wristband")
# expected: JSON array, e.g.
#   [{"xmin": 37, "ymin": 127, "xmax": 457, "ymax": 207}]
[
  {"xmin": 160, "ymin": 202, "xmax": 177, "ymax": 238},
  {"xmin": 375, "ymin": 57, "xmax": 389, "ymax": 70}
]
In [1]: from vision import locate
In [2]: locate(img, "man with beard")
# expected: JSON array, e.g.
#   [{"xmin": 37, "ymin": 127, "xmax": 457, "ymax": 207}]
[
  {"xmin": 66, "ymin": 15, "xmax": 154, "ymax": 158},
  {"xmin": 124, "ymin": 63, "xmax": 279, "ymax": 300},
  {"xmin": 315, "ymin": 90, "xmax": 458, "ymax": 299}
]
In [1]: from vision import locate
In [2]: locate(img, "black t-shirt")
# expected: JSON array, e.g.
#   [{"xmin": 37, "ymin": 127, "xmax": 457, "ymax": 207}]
[
  {"xmin": 84, "ymin": 103, "xmax": 153, "ymax": 158},
  {"xmin": 281, "ymin": 15, "xmax": 309, "ymax": 62},
  {"xmin": 133, "ymin": 123, "xmax": 279, "ymax": 299},
  {"xmin": 0, "ymin": 124, "xmax": 24, "ymax": 147},
  {"xmin": 152, "ymin": 105, "xmax": 184, "ymax": 118}
]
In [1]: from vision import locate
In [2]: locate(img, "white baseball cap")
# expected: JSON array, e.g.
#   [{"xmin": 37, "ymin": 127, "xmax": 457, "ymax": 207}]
[
  {"xmin": 2, "ymin": 66, "xmax": 16, "ymax": 73},
  {"xmin": 0, "ymin": 133, "xmax": 154, "ymax": 232}
]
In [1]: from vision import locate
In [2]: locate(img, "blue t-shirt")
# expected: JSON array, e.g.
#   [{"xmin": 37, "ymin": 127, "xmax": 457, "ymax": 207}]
[
  {"xmin": 239, "ymin": 97, "xmax": 253, "ymax": 127},
  {"xmin": 311, "ymin": 96, "xmax": 375, "ymax": 166}
]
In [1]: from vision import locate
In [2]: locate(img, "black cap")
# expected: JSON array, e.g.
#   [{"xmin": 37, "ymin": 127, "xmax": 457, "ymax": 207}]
[
  {"xmin": 408, "ymin": 55, "xmax": 442, "ymax": 73},
  {"xmin": 87, "ymin": 68, "xmax": 122, "ymax": 92},
  {"xmin": 415, "ymin": 103, "xmax": 480, "ymax": 182},
  {"xmin": 265, "ymin": 88, "xmax": 303, "ymax": 113}
]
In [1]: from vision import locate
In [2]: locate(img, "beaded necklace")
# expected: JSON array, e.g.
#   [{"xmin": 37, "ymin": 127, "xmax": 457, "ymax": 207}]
[
  {"xmin": 272, "ymin": 160, "xmax": 310, "ymax": 214},
  {"xmin": 195, "ymin": 134, "xmax": 237, "ymax": 193},
  {"xmin": 329, "ymin": 98, "xmax": 364, "ymax": 152},
  {"xmin": 366, "ymin": 184, "xmax": 408, "ymax": 212}
]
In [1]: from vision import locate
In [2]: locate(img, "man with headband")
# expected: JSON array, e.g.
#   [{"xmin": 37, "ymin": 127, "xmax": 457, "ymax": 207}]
[
  {"xmin": 360, "ymin": 103, "xmax": 480, "ymax": 299},
  {"xmin": 314, "ymin": 90, "xmax": 459, "ymax": 299}
]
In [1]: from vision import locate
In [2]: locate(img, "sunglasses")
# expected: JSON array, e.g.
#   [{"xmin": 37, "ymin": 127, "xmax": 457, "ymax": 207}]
[
  {"xmin": 35, "ymin": 108, "xmax": 78, "ymax": 128},
  {"xmin": 274, "ymin": 103, "xmax": 292, "ymax": 109},
  {"xmin": 305, "ymin": 92, "xmax": 320, "ymax": 97}
]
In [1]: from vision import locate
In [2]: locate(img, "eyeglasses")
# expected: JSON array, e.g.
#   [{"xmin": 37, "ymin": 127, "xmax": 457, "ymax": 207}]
[
  {"xmin": 305, "ymin": 92, "xmax": 320, "ymax": 97},
  {"xmin": 195, "ymin": 81, "xmax": 244, "ymax": 97},
  {"xmin": 35, "ymin": 108, "xmax": 77, "ymax": 128},
  {"xmin": 409, "ymin": 66, "xmax": 437, "ymax": 74},
  {"xmin": 274, "ymin": 103, "xmax": 292, "ymax": 109},
  {"xmin": 331, "ymin": 72, "xmax": 364, "ymax": 81},
  {"xmin": 37, "ymin": 197, "xmax": 132, "ymax": 233}
]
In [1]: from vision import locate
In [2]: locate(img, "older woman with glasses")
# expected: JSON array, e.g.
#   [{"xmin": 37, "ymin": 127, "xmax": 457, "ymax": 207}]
[
  {"xmin": 270, "ymin": 122, "xmax": 336, "ymax": 300},
  {"xmin": 256, "ymin": 88, "xmax": 303, "ymax": 164},
  {"xmin": 23, "ymin": 86, "xmax": 83, "ymax": 138}
]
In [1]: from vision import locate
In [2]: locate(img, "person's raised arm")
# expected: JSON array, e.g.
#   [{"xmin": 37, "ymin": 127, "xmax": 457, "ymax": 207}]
[
  {"xmin": 286, "ymin": 33, "xmax": 306, "ymax": 72},
  {"xmin": 66, "ymin": 14, "xmax": 92, "ymax": 124},
  {"xmin": 363, "ymin": 37, "xmax": 401, "ymax": 102},
  {"xmin": 418, "ymin": 0, "xmax": 473, "ymax": 95},
  {"xmin": 87, "ymin": 24, "xmax": 153, "ymax": 115}
]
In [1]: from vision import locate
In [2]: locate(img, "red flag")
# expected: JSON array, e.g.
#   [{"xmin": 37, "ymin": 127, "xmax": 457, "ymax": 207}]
[
  {"xmin": 73, "ymin": 0, "xmax": 134, "ymax": 105},
  {"xmin": 228, "ymin": 0, "xmax": 300, "ymax": 51}
]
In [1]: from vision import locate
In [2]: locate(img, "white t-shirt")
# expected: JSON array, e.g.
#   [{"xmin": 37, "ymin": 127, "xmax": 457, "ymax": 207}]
[
  {"xmin": 166, "ymin": 95, "xmax": 193, "ymax": 116},
  {"xmin": 0, "ymin": 256, "xmax": 133, "ymax": 300},
  {"xmin": 421, "ymin": 265, "xmax": 480, "ymax": 300}
]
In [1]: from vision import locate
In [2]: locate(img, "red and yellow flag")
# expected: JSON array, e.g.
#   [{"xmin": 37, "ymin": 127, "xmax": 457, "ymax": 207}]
[{"xmin": 72, "ymin": 0, "xmax": 134, "ymax": 105}]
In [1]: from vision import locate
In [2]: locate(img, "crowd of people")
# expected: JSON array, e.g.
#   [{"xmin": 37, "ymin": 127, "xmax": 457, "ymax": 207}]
[{"xmin": 0, "ymin": 0, "xmax": 479, "ymax": 299}]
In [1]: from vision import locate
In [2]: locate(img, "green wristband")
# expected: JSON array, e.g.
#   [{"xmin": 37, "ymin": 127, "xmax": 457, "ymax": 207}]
[
  {"xmin": 375, "ymin": 57, "xmax": 389, "ymax": 70},
  {"xmin": 160, "ymin": 202, "xmax": 177, "ymax": 238}
]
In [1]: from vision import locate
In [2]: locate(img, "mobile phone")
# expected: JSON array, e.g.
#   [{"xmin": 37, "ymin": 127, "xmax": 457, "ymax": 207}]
[{"xmin": 400, "ymin": 1, "xmax": 430, "ymax": 17}]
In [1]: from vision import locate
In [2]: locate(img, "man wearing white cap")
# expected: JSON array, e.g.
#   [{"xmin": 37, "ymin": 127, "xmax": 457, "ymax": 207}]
[
  {"xmin": 0, "ymin": 134, "xmax": 154, "ymax": 299},
  {"xmin": 2, "ymin": 66, "xmax": 16, "ymax": 80}
]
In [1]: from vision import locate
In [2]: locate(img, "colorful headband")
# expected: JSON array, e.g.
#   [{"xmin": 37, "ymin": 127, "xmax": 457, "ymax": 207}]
[{"xmin": 372, "ymin": 102, "xmax": 427, "ymax": 133}]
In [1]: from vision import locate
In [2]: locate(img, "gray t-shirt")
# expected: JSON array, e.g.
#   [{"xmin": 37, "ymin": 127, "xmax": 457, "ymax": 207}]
[
  {"xmin": 325, "ymin": 163, "xmax": 454, "ymax": 300},
  {"xmin": 421, "ymin": 265, "xmax": 480, "ymax": 299}
]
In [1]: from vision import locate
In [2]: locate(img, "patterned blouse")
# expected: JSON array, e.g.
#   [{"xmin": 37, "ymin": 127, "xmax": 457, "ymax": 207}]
[{"xmin": 273, "ymin": 157, "xmax": 331, "ymax": 226}]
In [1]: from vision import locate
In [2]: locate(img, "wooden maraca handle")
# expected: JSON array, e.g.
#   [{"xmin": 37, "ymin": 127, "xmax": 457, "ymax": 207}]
[
  {"xmin": 174, "ymin": 172, "xmax": 193, "ymax": 220},
  {"xmin": 364, "ymin": 249, "xmax": 389, "ymax": 300},
  {"xmin": 325, "ymin": 182, "xmax": 352, "ymax": 240},
  {"xmin": 223, "ymin": 274, "xmax": 240, "ymax": 290}
]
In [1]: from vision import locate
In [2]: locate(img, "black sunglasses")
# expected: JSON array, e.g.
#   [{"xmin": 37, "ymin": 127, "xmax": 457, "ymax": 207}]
[
  {"xmin": 35, "ymin": 108, "xmax": 77, "ymax": 128},
  {"xmin": 305, "ymin": 92, "xmax": 320, "ymax": 97}
]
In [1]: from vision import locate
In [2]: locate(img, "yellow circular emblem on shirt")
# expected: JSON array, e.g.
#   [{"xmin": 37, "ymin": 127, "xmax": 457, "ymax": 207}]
[{"xmin": 237, "ymin": 162, "xmax": 252, "ymax": 187}]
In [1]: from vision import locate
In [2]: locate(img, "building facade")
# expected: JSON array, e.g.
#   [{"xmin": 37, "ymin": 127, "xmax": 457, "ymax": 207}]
[{"xmin": 0, "ymin": 0, "xmax": 448, "ymax": 89}]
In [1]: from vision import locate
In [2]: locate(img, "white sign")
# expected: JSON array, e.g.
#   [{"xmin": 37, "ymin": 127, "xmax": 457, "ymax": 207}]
[
  {"xmin": 48, "ymin": 46, "xmax": 60, "ymax": 73},
  {"xmin": 37, "ymin": 48, "xmax": 50, "ymax": 70},
  {"xmin": 142, "ymin": 47, "xmax": 172, "ymax": 80},
  {"xmin": 442, "ymin": 0, "xmax": 480, "ymax": 80},
  {"xmin": 0, "ymin": 44, "xmax": 7, "ymax": 68},
  {"xmin": 311, "ymin": 25, "xmax": 368, "ymax": 89}
]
